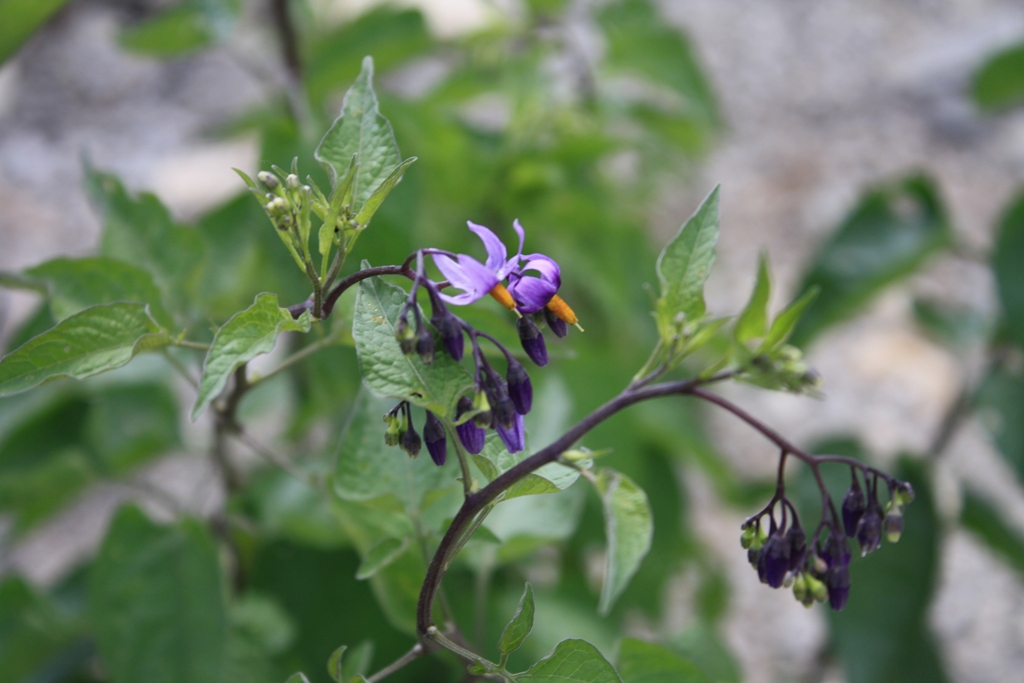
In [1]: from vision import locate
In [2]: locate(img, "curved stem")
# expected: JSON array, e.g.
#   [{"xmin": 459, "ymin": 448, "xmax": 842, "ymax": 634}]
[{"xmin": 415, "ymin": 372, "xmax": 733, "ymax": 636}]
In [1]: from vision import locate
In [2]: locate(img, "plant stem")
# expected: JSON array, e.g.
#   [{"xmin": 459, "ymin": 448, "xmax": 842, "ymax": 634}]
[
  {"xmin": 160, "ymin": 348, "xmax": 199, "ymax": 389},
  {"xmin": 249, "ymin": 332, "xmax": 341, "ymax": 387},
  {"xmin": 366, "ymin": 644, "xmax": 425, "ymax": 683},
  {"xmin": 173, "ymin": 339, "xmax": 211, "ymax": 351}
]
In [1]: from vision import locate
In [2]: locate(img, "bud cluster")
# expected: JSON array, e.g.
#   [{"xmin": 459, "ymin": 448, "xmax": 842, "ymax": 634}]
[
  {"xmin": 748, "ymin": 345, "xmax": 823, "ymax": 394},
  {"xmin": 741, "ymin": 463, "xmax": 914, "ymax": 611}
]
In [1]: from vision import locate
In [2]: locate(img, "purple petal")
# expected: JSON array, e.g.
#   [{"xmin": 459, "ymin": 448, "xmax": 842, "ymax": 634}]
[
  {"xmin": 520, "ymin": 255, "xmax": 561, "ymax": 287},
  {"xmin": 432, "ymin": 253, "xmax": 498, "ymax": 306},
  {"xmin": 507, "ymin": 276, "xmax": 559, "ymax": 313},
  {"xmin": 496, "ymin": 413, "xmax": 525, "ymax": 453},
  {"xmin": 467, "ymin": 222, "xmax": 508, "ymax": 275}
]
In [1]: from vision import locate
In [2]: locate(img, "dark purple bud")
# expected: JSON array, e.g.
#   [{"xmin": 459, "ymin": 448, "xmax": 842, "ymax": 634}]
[
  {"xmin": 544, "ymin": 307, "xmax": 568, "ymax": 338},
  {"xmin": 757, "ymin": 533, "xmax": 790, "ymax": 588},
  {"xmin": 506, "ymin": 359, "xmax": 533, "ymax": 415},
  {"xmin": 482, "ymin": 368, "xmax": 516, "ymax": 429},
  {"xmin": 855, "ymin": 505, "xmax": 883, "ymax": 556},
  {"xmin": 826, "ymin": 564, "xmax": 851, "ymax": 611},
  {"xmin": 401, "ymin": 422, "xmax": 421, "ymax": 457},
  {"xmin": 785, "ymin": 525, "xmax": 807, "ymax": 572},
  {"xmin": 415, "ymin": 325, "xmax": 435, "ymax": 365},
  {"xmin": 841, "ymin": 483, "xmax": 867, "ymax": 536},
  {"xmin": 424, "ymin": 411, "xmax": 447, "ymax": 466},
  {"xmin": 517, "ymin": 316, "xmax": 548, "ymax": 366},
  {"xmin": 432, "ymin": 312, "xmax": 464, "ymax": 360},
  {"xmin": 456, "ymin": 396, "xmax": 486, "ymax": 454},
  {"xmin": 496, "ymin": 413, "xmax": 525, "ymax": 453}
]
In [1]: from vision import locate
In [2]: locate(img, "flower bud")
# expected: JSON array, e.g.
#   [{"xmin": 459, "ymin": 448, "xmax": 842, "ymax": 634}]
[
  {"xmin": 482, "ymin": 368, "xmax": 516, "ymax": 429},
  {"xmin": 841, "ymin": 483, "xmax": 867, "ymax": 536},
  {"xmin": 740, "ymin": 525, "xmax": 757, "ymax": 550},
  {"xmin": 884, "ymin": 504, "xmax": 904, "ymax": 543},
  {"xmin": 455, "ymin": 397, "xmax": 486, "ymax": 454},
  {"xmin": 395, "ymin": 315, "xmax": 416, "ymax": 355},
  {"xmin": 894, "ymin": 482, "xmax": 915, "ymax": 506},
  {"xmin": 471, "ymin": 391, "xmax": 492, "ymax": 428},
  {"xmin": 285, "ymin": 173, "xmax": 300, "ymax": 190},
  {"xmin": 855, "ymin": 505, "xmax": 883, "ymax": 556},
  {"xmin": 257, "ymin": 171, "xmax": 279, "ymax": 190},
  {"xmin": 431, "ymin": 310, "xmax": 464, "ymax": 361},
  {"xmin": 757, "ymin": 533, "xmax": 790, "ymax": 588},
  {"xmin": 806, "ymin": 574, "xmax": 828, "ymax": 603},
  {"xmin": 506, "ymin": 359, "xmax": 533, "ymax": 415},
  {"xmin": 383, "ymin": 412, "xmax": 402, "ymax": 447},
  {"xmin": 496, "ymin": 413, "xmax": 525, "ymax": 453},
  {"xmin": 516, "ymin": 315, "xmax": 548, "ymax": 366},
  {"xmin": 401, "ymin": 422, "xmax": 421, "ymax": 458},
  {"xmin": 423, "ymin": 411, "xmax": 447, "ymax": 466},
  {"xmin": 785, "ymin": 525, "xmax": 807, "ymax": 572},
  {"xmin": 416, "ymin": 325, "xmax": 435, "ymax": 365},
  {"xmin": 544, "ymin": 307, "xmax": 569, "ymax": 338},
  {"xmin": 826, "ymin": 564, "xmax": 850, "ymax": 611}
]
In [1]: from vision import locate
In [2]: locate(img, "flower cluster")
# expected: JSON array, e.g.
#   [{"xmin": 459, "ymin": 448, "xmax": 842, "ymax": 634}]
[
  {"xmin": 741, "ymin": 464, "xmax": 914, "ymax": 611},
  {"xmin": 385, "ymin": 220, "xmax": 581, "ymax": 462}
]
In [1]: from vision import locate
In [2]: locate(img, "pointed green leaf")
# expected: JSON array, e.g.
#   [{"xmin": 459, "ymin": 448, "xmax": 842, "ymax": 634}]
[
  {"xmin": 327, "ymin": 645, "xmax": 347, "ymax": 683},
  {"xmin": 25, "ymin": 256, "xmax": 171, "ymax": 326},
  {"xmin": 318, "ymin": 157, "xmax": 359, "ymax": 258},
  {"xmin": 498, "ymin": 582, "xmax": 535, "ymax": 657},
  {"xmin": 315, "ymin": 56, "xmax": 402, "ymax": 210},
  {"xmin": 355, "ymin": 537, "xmax": 409, "ymax": 580},
  {"xmin": 961, "ymin": 491, "xmax": 1024, "ymax": 577},
  {"xmin": 761, "ymin": 287, "xmax": 818, "ymax": 351},
  {"xmin": 352, "ymin": 272, "xmax": 473, "ymax": 416},
  {"xmin": 0, "ymin": 0, "xmax": 71, "ymax": 64},
  {"xmin": 594, "ymin": 469, "xmax": 653, "ymax": 615},
  {"xmin": 353, "ymin": 156, "xmax": 416, "ymax": 227},
  {"xmin": 0, "ymin": 303, "xmax": 169, "ymax": 397},
  {"xmin": 192, "ymin": 293, "xmax": 311, "ymax": 420},
  {"xmin": 734, "ymin": 252, "xmax": 770, "ymax": 344},
  {"xmin": 994, "ymin": 190, "xmax": 1024, "ymax": 352},
  {"xmin": 790, "ymin": 175, "xmax": 951, "ymax": 346},
  {"xmin": 91, "ymin": 505, "xmax": 227, "ymax": 683},
  {"xmin": 517, "ymin": 639, "xmax": 622, "ymax": 683},
  {"xmin": 334, "ymin": 389, "xmax": 454, "ymax": 510},
  {"xmin": 972, "ymin": 41, "xmax": 1024, "ymax": 111},
  {"xmin": 618, "ymin": 638, "xmax": 708, "ymax": 683},
  {"xmin": 655, "ymin": 186, "xmax": 720, "ymax": 337}
]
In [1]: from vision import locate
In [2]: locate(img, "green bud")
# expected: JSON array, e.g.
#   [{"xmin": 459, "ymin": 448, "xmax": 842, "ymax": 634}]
[
  {"xmin": 740, "ymin": 525, "xmax": 757, "ymax": 550},
  {"xmin": 792, "ymin": 573, "xmax": 808, "ymax": 602},
  {"xmin": 286, "ymin": 173, "xmax": 300, "ymax": 190},
  {"xmin": 806, "ymin": 574, "xmax": 828, "ymax": 603},
  {"xmin": 257, "ymin": 171, "xmax": 279, "ymax": 190},
  {"xmin": 472, "ymin": 391, "xmax": 492, "ymax": 427},
  {"xmin": 894, "ymin": 483, "xmax": 915, "ymax": 506},
  {"xmin": 777, "ymin": 345, "xmax": 801, "ymax": 362},
  {"xmin": 883, "ymin": 503, "xmax": 904, "ymax": 543}
]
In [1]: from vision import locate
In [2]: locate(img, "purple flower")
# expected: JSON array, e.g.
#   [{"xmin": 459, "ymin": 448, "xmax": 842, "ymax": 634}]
[{"xmin": 431, "ymin": 220, "xmax": 562, "ymax": 314}]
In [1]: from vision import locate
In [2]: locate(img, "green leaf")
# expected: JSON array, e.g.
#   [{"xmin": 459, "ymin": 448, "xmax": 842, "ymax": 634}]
[
  {"xmin": 655, "ymin": 186, "xmax": 720, "ymax": 338},
  {"xmin": 91, "ymin": 505, "xmax": 228, "ymax": 683},
  {"xmin": 617, "ymin": 638, "xmax": 707, "ymax": 683},
  {"xmin": 828, "ymin": 459, "xmax": 949, "ymax": 683},
  {"xmin": 86, "ymin": 166, "xmax": 205, "ymax": 318},
  {"xmin": 120, "ymin": 0, "xmax": 239, "ymax": 56},
  {"xmin": 975, "ymin": 367, "xmax": 1024, "ymax": 487},
  {"xmin": 352, "ymin": 272, "xmax": 473, "ymax": 416},
  {"xmin": 0, "ymin": 576, "xmax": 79, "ymax": 683},
  {"xmin": 994, "ymin": 190, "xmax": 1024, "ymax": 351},
  {"xmin": 355, "ymin": 537, "xmax": 409, "ymax": 580},
  {"xmin": 791, "ymin": 175, "xmax": 951, "ymax": 346},
  {"xmin": 734, "ymin": 252, "xmax": 770, "ymax": 344},
  {"xmin": 516, "ymin": 639, "xmax": 622, "ymax": 683},
  {"xmin": 25, "ymin": 256, "xmax": 171, "ymax": 326},
  {"xmin": 334, "ymin": 389, "xmax": 454, "ymax": 511},
  {"xmin": 665, "ymin": 623, "xmax": 740, "ymax": 683},
  {"xmin": 594, "ymin": 468, "xmax": 653, "ymax": 615},
  {"xmin": 761, "ymin": 287, "xmax": 818, "ymax": 351},
  {"xmin": 960, "ymin": 491, "xmax": 1024, "ymax": 576},
  {"xmin": 191, "ymin": 293, "xmax": 310, "ymax": 420},
  {"xmin": 499, "ymin": 583, "xmax": 535, "ymax": 658},
  {"xmin": 0, "ymin": 0, "xmax": 71, "ymax": 64},
  {"xmin": 0, "ymin": 303, "xmax": 169, "ymax": 397},
  {"xmin": 315, "ymin": 56, "xmax": 402, "ymax": 210},
  {"xmin": 353, "ymin": 156, "xmax": 417, "ymax": 227},
  {"xmin": 971, "ymin": 41, "xmax": 1024, "ymax": 111},
  {"xmin": 474, "ymin": 432, "xmax": 584, "ymax": 499},
  {"xmin": 327, "ymin": 645, "xmax": 347, "ymax": 683},
  {"xmin": 285, "ymin": 674, "xmax": 311, "ymax": 683}
]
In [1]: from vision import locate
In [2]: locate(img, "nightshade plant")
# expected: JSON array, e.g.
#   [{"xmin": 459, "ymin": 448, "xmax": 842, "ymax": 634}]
[{"xmin": 0, "ymin": 57, "xmax": 914, "ymax": 683}]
